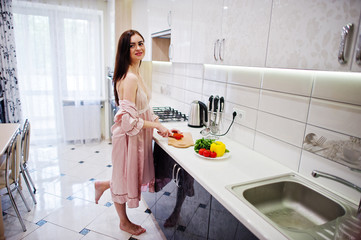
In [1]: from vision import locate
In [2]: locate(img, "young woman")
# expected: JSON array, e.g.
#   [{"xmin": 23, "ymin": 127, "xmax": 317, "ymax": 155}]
[{"xmin": 94, "ymin": 30, "xmax": 171, "ymax": 236}]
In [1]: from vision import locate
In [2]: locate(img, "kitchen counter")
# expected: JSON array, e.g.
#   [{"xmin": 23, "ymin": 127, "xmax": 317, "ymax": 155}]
[{"xmin": 153, "ymin": 122, "xmax": 294, "ymax": 240}]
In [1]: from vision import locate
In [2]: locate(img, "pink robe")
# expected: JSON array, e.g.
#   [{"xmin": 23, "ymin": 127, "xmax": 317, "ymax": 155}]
[{"xmin": 110, "ymin": 86, "xmax": 158, "ymax": 208}]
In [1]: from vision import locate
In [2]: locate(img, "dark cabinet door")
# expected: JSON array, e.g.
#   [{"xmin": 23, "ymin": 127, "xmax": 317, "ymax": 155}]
[
  {"xmin": 149, "ymin": 142, "xmax": 258, "ymax": 240},
  {"xmin": 208, "ymin": 196, "xmax": 259, "ymax": 240},
  {"xmin": 173, "ymin": 180, "xmax": 211, "ymax": 240}
]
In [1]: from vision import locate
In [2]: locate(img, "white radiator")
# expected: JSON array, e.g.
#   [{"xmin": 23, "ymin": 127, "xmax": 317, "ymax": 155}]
[{"xmin": 63, "ymin": 101, "xmax": 101, "ymax": 142}]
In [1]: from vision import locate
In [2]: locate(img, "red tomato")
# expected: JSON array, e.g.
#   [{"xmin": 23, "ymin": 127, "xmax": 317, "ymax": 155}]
[
  {"xmin": 173, "ymin": 133, "xmax": 183, "ymax": 140},
  {"xmin": 210, "ymin": 151, "xmax": 217, "ymax": 158},
  {"xmin": 198, "ymin": 148, "xmax": 206, "ymax": 155},
  {"xmin": 203, "ymin": 150, "xmax": 211, "ymax": 157}
]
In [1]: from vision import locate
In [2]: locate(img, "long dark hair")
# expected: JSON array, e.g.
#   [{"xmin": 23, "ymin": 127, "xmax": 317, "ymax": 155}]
[{"xmin": 113, "ymin": 29, "xmax": 144, "ymax": 105}]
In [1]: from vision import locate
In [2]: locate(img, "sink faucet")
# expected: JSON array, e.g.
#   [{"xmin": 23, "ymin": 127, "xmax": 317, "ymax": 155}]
[{"xmin": 312, "ymin": 170, "xmax": 361, "ymax": 218}]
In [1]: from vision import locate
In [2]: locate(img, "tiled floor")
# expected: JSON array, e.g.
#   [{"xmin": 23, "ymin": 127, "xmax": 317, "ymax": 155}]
[{"xmin": 1, "ymin": 140, "xmax": 166, "ymax": 240}]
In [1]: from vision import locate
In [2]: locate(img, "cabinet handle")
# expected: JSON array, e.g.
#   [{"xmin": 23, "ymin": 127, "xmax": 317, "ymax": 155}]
[
  {"xmin": 167, "ymin": 11, "xmax": 172, "ymax": 27},
  {"xmin": 219, "ymin": 38, "xmax": 225, "ymax": 61},
  {"xmin": 355, "ymin": 33, "xmax": 361, "ymax": 65},
  {"xmin": 338, "ymin": 23, "xmax": 353, "ymax": 64},
  {"xmin": 172, "ymin": 163, "xmax": 177, "ymax": 181},
  {"xmin": 214, "ymin": 39, "xmax": 219, "ymax": 61},
  {"xmin": 175, "ymin": 167, "xmax": 181, "ymax": 188}
]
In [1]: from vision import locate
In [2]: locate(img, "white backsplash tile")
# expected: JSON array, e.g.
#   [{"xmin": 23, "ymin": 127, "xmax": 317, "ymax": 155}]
[
  {"xmin": 259, "ymin": 90, "xmax": 310, "ymax": 122},
  {"xmin": 162, "ymin": 98, "xmax": 183, "ymax": 112},
  {"xmin": 204, "ymin": 65, "xmax": 228, "ymax": 82},
  {"xmin": 172, "ymin": 75, "xmax": 186, "ymax": 89},
  {"xmin": 169, "ymin": 85, "xmax": 185, "ymax": 102},
  {"xmin": 185, "ymin": 90, "xmax": 203, "ymax": 106},
  {"xmin": 178, "ymin": 102, "xmax": 187, "ymax": 114},
  {"xmin": 227, "ymin": 66, "xmax": 263, "ymax": 88},
  {"xmin": 201, "ymin": 95, "xmax": 211, "ymax": 106},
  {"xmin": 185, "ymin": 77, "xmax": 203, "ymax": 94},
  {"xmin": 154, "ymin": 72, "xmax": 172, "ymax": 85},
  {"xmin": 152, "ymin": 72, "xmax": 160, "ymax": 83},
  {"xmin": 299, "ymin": 151, "xmax": 361, "ymax": 204},
  {"xmin": 152, "ymin": 61, "xmax": 172, "ymax": 73},
  {"xmin": 150, "ymin": 92, "xmax": 171, "ymax": 107},
  {"xmin": 152, "ymin": 82, "xmax": 162, "ymax": 94},
  {"xmin": 256, "ymin": 111, "xmax": 306, "ymax": 147},
  {"xmin": 262, "ymin": 68, "xmax": 314, "ymax": 96},
  {"xmin": 312, "ymin": 71, "xmax": 361, "ymax": 106},
  {"xmin": 226, "ymin": 84, "xmax": 260, "ymax": 109},
  {"xmin": 202, "ymin": 80, "xmax": 227, "ymax": 98},
  {"xmin": 228, "ymin": 122, "xmax": 255, "ymax": 149},
  {"xmin": 173, "ymin": 63, "xmax": 187, "ymax": 76},
  {"xmin": 186, "ymin": 63, "xmax": 204, "ymax": 79},
  {"xmin": 254, "ymin": 132, "xmax": 301, "ymax": 171},
  {"xmin": 308, "ymin": 98, "xmax": 361, "ymax": 138}
]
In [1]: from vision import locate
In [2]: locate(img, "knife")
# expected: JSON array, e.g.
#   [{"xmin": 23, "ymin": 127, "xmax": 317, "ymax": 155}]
[
  {"xmin": 213, "ymin": 96, "xmax": 219, "ymax": 129},
  {"xmin": 217, "ymin": 96, "xmax": 224, "ymax": 125},
  {"xmin": 208, "ymin": 95, "xmax": 213, "ymax": 112},
  {"xmin": 219, "ymin": 97, "xmax": 224, "ymax": 112},
  {"xmin": 208, "ymin": 95, "xmax": 214, "ymax": 127},
  {"xmin": 213, "ymin": 95, "xmax": 219, "ymax": 113}
]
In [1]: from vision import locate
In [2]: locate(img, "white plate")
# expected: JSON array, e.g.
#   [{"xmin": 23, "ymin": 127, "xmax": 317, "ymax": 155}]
[{"xmin": 194, "ymin": 151, "xmax": 231, "ymax": 160}]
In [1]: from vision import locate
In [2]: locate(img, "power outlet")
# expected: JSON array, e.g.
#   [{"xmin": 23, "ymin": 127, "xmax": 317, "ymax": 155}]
[{"xmin": 233, "ymin": 107, "xmax": 245, "ymax": 122}]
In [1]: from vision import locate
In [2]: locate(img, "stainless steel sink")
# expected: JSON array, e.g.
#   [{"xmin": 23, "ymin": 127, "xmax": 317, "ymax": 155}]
[{"xmin": 226, "ymin": 173, "xmax": 358, "ymax": 240}]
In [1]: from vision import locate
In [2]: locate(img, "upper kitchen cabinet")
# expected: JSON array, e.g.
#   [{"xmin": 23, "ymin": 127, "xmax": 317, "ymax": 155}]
[
  {"xmin": 351, "ymin": 22, "xmax": 361, "ymax": 72},
  {"xmin": 190, "ymin": 0, "xmax": 223, "ymax": 64},
  {"xmin": 147, "ymin": 0, "xmax": 192, "ymax": 63},
  {"xmin": 266, "ymin": 0, "xmax": 361, "ymax": 71},
  {"xmin": 148, "ymin": 0, "xmax": 172, "ymax": 34},
  {"xmin": 169, "ymin": 0, "xmax": 193, "ymax": 63},
  {"xmin": 190, "ymin": 0, "xmax": 272, "ymax": 67},
  {"xmin": 221, "ymin": 0, "xmax": 272, "ymax": 67}
]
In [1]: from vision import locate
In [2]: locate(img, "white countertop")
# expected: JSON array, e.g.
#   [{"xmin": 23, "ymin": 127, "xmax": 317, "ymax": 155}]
[{"xmin": 153, "ymin": 122, "xmax": 294, "ymax": 240}]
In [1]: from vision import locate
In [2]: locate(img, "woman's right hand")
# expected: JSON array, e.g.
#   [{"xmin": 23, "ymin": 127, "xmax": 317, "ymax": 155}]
[{"xmin": 156, "ymin": 123, "xmax": 171, "ymax": 137}]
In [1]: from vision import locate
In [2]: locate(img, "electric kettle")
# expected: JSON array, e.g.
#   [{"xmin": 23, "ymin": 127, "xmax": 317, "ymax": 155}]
[{"xmin": 188, "ymin": 100, "xmax": 208, "ymax": 128}]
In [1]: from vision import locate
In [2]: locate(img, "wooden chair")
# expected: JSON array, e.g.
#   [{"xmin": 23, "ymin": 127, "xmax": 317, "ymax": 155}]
[
  {"xmin": 20, "ymin": 119, "xmax": 37, "ymax": 204},
  {"xmin": 0, "ymin": 131, "xmax": 31, "ymax": 232}
]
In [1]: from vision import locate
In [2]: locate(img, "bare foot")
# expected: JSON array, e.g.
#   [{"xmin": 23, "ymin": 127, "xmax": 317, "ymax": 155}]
[
  {"xmin": 119, "ymin": 222, "xmax": 146, "ymax": 236},
  {"xmin": 94, "ymin": 181, "xmax": 108, "ymax": 204}
]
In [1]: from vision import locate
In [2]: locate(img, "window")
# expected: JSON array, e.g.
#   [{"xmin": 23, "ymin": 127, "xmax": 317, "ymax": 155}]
[{"xmin": 13, "ymin": 2, "xmax": 104, "ymax": 143}]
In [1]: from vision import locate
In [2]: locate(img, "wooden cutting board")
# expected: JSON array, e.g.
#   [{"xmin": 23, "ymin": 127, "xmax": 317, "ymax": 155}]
[{"xmin": 168, "ymin": 132, "xmax": 194, "ymax": 148}]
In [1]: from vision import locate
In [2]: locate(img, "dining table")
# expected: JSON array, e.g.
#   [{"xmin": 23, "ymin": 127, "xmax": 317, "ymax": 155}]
[{"xmin": 0, "ymin": 123, "xmax": 21, "ymax": 240}]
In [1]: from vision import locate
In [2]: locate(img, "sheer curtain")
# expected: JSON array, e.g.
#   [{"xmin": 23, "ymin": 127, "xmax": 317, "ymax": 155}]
[{"xmin": 12, "ymin": 0, "xmax": 104, "ymax": 144}]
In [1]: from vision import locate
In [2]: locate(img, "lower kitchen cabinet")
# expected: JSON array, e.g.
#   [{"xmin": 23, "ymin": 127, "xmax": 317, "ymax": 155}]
[{"xmin": 141, "ymin": 142, "xmax": 259, "ymax": 240}]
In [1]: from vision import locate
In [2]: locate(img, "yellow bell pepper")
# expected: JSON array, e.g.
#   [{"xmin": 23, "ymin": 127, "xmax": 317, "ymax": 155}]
[{"xmin": 210, "ymin": 141, "xmax": 226, "ymax": 157}]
